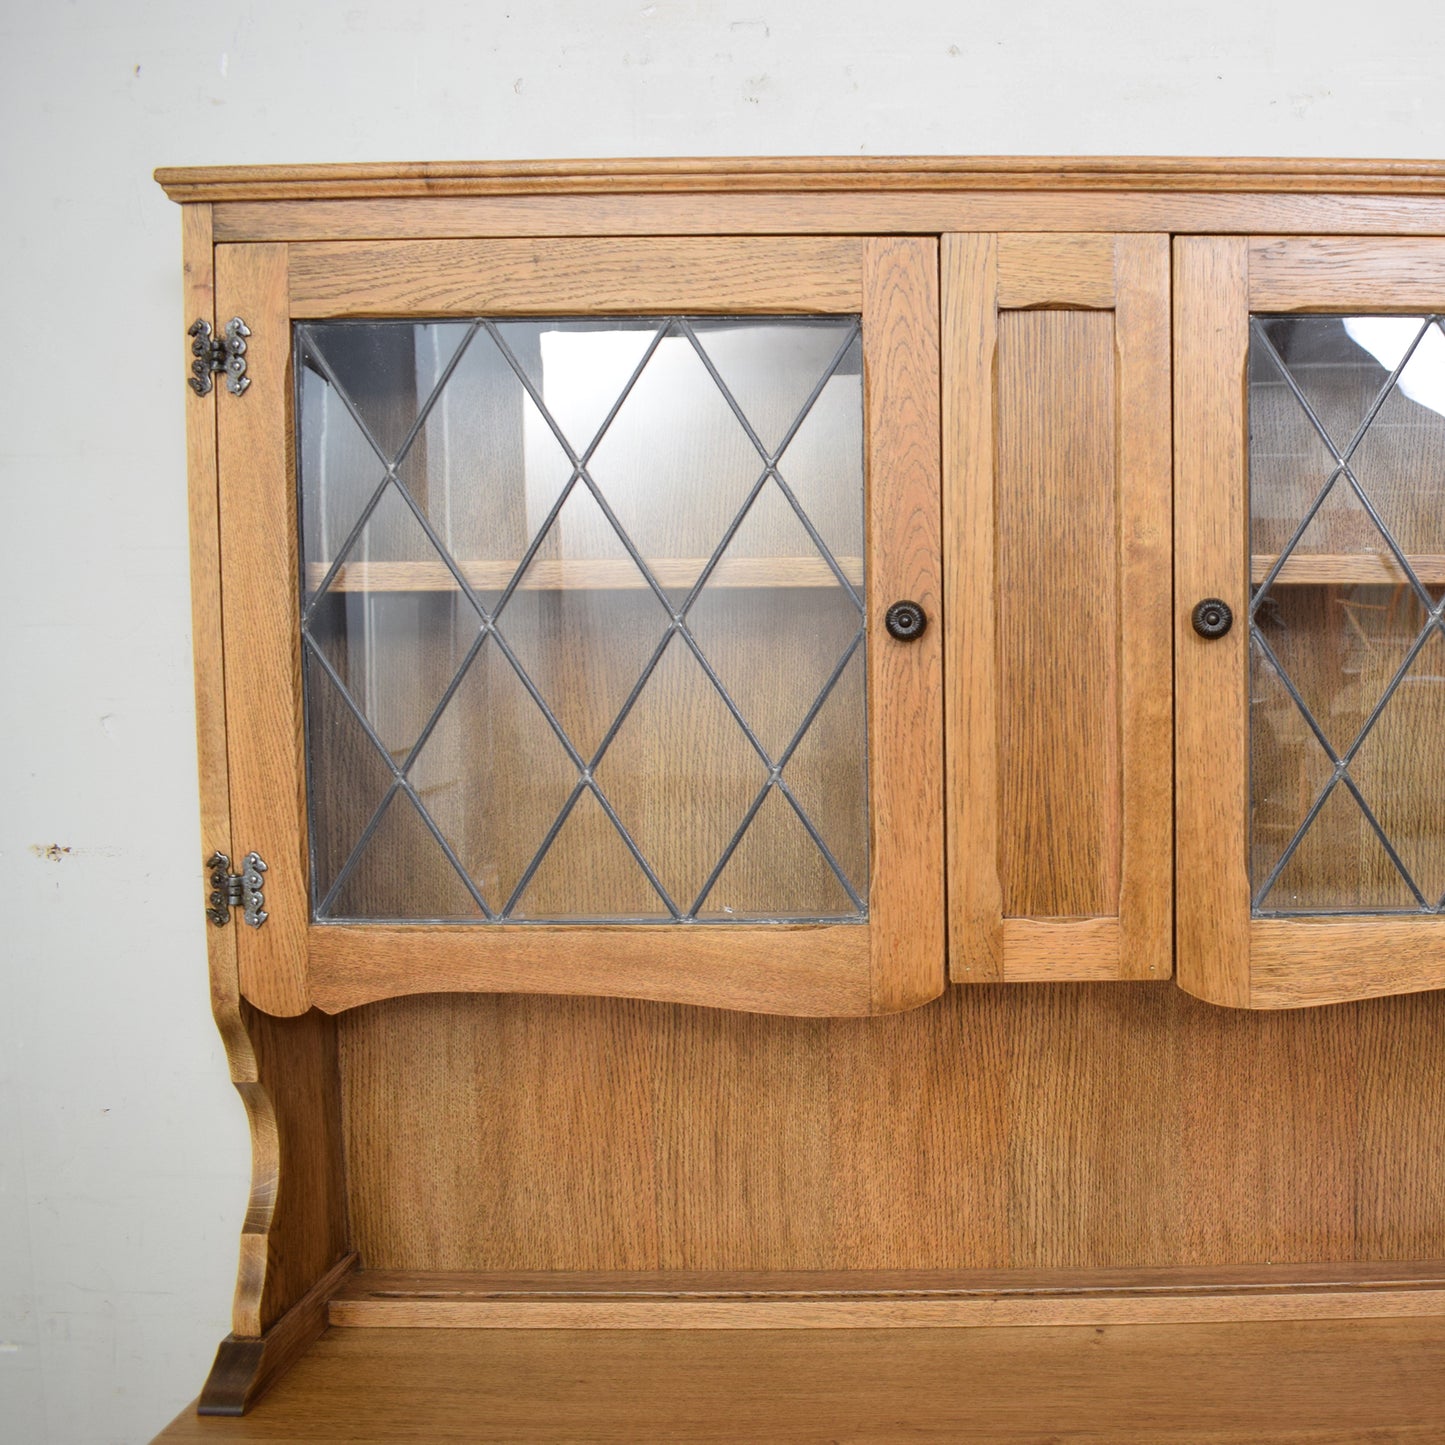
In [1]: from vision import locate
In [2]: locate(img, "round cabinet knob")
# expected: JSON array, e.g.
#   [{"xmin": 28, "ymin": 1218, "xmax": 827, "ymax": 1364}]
[
  {"xmin": 1191, "ymin": 598, "xmax": 1234, "ymax": 639},
  {"xmin": 885, "ymin": 600, "xmax": 928, "ymax": 642}
]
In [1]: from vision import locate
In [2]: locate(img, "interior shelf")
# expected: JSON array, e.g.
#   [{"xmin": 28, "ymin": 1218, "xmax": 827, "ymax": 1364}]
[
  {"xmin": 1251, "ymin": 553, "xmax": 1445, "ymax": 586},
  {"xmin": 307, "ymin": 555, "xmax": 866, "ymax": 594}
]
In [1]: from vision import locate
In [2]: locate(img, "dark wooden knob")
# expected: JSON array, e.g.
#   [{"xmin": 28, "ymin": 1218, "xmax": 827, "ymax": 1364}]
[
  {"xmin": 885, "ymin": 600, "xmax": 927, "ymax": 641},
  {"xmin": 1191, "ymin": 598, "xmax": 1233, "ymax": 639}
]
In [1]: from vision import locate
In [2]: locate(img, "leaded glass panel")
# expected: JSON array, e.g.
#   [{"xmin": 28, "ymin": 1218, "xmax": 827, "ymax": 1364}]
[
  {"xmin": 1249, "ymin": 314, "xmax": 1445, "ymax": 915},
  {"xmin": 296, "ymin": 316, "xmax": 868, "ymax": 923}
]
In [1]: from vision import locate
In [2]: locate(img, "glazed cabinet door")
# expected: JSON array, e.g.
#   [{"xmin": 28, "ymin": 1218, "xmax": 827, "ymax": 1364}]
[
  {"xmin": 945, "ymin": 234, "xmax": 1173, "ymax": 983},
  {"xmin": 1177, "ymin": 237, "xmax": 1445, "ymax": 1007},
  {"xmin": 212, "ymin": 238, "xmax": 942, "ymax": 1017}
]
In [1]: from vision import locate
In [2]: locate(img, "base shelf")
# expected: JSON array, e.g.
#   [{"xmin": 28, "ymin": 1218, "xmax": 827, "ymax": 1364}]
[{"xmin": 158, "ymin": 1305, "xmax": 1445, "ymax": 1443}]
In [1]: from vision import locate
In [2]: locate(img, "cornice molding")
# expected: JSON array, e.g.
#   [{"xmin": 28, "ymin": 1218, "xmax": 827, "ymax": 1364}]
[{"xmin": 155, "ymin": 155, "xmax": 1445, "ymax": 204}]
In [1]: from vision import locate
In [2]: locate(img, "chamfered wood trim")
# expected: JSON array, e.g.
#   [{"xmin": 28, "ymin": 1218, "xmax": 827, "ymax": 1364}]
[
  {"xmin": 306, "ymin": 924, "xmax": 872, "ymax": 1015},
  {"xmin": 1249, "ymin": 236, "xmax": 1445, "ymax": 310},
  {"xmin": 156, "ymin": 155, "xmax": 1445, "ymax": 203},
  {"xmin": 1173, "ymin": 237, "xmax": 1251, "ymax": 1010},
  {"xmin": 288, "ymin": 237, "xmax": 864, "ymax": 316},
  {"xmin": 1250, "ymin": 919, "xmax": 1445, "ymax": 1007},
  {"xmin": 944, "ymin": 233, "xmax": 1003, "ymax": 982},
  {"xmin": 327, "ymin": 1262, "xmax": 1445, "ymax": 1330},
  {"xmin": 212, "ymin": 192, "xmax": 1445, "ymax": 243},
  {"xmin": 996, "ymin": 233, "xmax": 1118, "ymax": 309},
  {"xmin": 1113, "ymin": 235, "xmax": 1175, "ymax": 980},
  {"xmin": 199, "ymin": 1253, "xmax": 359, "ymax": 1417},
  {"xmin": 861, "ymin": 237, "xmax": 945, "ymax": 1013},
  {"xmin": 216, "ymin": 243, "xmax": 311, "ymax": 1017}
]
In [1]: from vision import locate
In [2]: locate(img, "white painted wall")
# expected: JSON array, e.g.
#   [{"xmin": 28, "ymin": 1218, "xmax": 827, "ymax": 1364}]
[{"xmin": 1, "ymin": 2, "xmax": 1441, "ymax": 1439}]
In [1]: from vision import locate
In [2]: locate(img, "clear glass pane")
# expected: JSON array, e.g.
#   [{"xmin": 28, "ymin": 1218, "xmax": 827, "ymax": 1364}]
[
  {"xmin": 1249, "ymin": 313, "xmax": 1445, "ymax": 917},
  {"xmin": 297, "ymin": 316, "xmax": 869, "ymax": 924}
]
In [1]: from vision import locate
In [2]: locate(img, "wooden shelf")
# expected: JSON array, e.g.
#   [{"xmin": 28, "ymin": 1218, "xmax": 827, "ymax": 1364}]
[
  {"xmin": 155, "ymin": 1315, "xmax": 1445, "ymax": 1442},
  {"xmin": 326, "ymin": 1262, "xmax": 1445, "ymax": 1330},
  {"xmin": 1251, "ymin": 553, "xmax": 1445, "ymax": 586},
  {"xmin": 307, "ymin": 555, "xmax": 866, "ymax": 594}
]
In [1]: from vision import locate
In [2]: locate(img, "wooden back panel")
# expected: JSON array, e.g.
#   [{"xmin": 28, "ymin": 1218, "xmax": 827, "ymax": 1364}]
[{"xmin": 338, "ymin": 984, "xmax": 1445, "ymax": 1272}]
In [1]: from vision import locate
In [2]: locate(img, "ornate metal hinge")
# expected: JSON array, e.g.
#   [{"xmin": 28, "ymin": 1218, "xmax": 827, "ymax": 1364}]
[
  {"xmin": 188, "ymin": 317, "xmax": 251, "ymax": 396},
  {"xmin": 205, "ymin": 851, "xmax": 268, "ymax": 928}
]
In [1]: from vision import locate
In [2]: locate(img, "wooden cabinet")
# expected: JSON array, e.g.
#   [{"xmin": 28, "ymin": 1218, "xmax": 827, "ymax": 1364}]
[
  {"xmin": 1177, "ymin": 236, "xmax": 1445, "ymax": 1008},
  {"xmin": 155, "ymin": 161, "xmax": 1445, "ymax": 1428}
]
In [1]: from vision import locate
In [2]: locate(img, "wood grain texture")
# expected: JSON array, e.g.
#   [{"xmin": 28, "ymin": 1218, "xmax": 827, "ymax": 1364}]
[
  {"xmin": 1250, "ymin": 920, "xmax": 1445, "ymax": 1006},
  {"xmin": 997, "ymin": 233, "xmax": 1117, "ymax": 308},
  {"xmin": 948, "ymin": 233, "xmax": 1171, "ymax": 983},
  {"xmin": 154, "ymin": 154, "xmax": 1445, "ymax": 202},
  {"xmin": 943, "ymin": 233, "xmax": 1003, "ymax": 980},
  {"xmin": 1173, "ymin": 237, "xmax": 1252, "ymax": 1009},
  {"xmin": 210, "ymin": 191, "xmax": 1445, "ymax": 243},
  {"xmin": 288, "ymin": 237, "xmax": 864, "ymax": 316},
  {"xmin": 331, "ymin": 1259, "xmax": 1445, "ymax": 1299},
  {"xmin": 182, "ymin": 218, "xmax": 348, "ymax": 1349},
  {"xmin": 1250, "ymin": 236, "xmax": 1445, "ymax": 310},
  {"xmin": 153, "ymin": 1318, "xmax": 1445, "ymax": 1442},
  {"xmin": 328, "ymin": 1261, "xmax": 1445, "ymax": 1329},
  {"xmin": 860, "ymin": 237, "xmax": 944, "ymax": 1013},
  {"xmin": 336, "ymin": 984, "xmax": 1445, "ymax": 1274},
  {"xmin": 180, "ymin": 204, "xmax": 247, "ymax": 1072},
  {"xmin": 199, "ymin": 1254, "xmax": 358, "ymax": 1416},
  {"xmin": 328, "ymin": 1288, "xmax": 1445, "ymax": 1330},
  {"xmin": 996, "ymin": 309, "xmax": 1121, "ymax": 918},
  {"xmin": 999, "ymin": 918, "xmax": 1122, "ymax": 978},
  {"xmin": 307, "ymin": 924, "xmax": 871, "ymax": 1015},
  {"xmin": 216, "ymin": 244, "xmax": 310, "ymax": 1015},
  {"xmin": 1112, "ymin": 236, "xmax": 1175, "ymax": 979}
]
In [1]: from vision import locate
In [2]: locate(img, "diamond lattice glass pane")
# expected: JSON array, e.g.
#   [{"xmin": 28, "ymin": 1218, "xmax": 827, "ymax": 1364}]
[
  {"xmin": 407, "ymin": 637, "xmax": 580, "ymax": 911},
  {"xmin": 779, "ymin": 643, "xmax": 869, "ymax": 899},
  {"xmin": 594, "ymin": 635, "xmax": 767, "ymax": 910},
  {"xmin": 697, "ymin": 788, "xmax": 857, "ymax": 920},
  {"xmin": 772, "ymin": 330, "xmax": 865, "ymax": 571},
  {"xmin": 494, "ymin": 482, "xmax": 671, "ymax": 760},
  {"xmin": 509, "ymin": 788, "xmax": 670, "ymax": 920},
  {"xmin": 1249, "ymin": 309, "xmax": 1445, "ymax": 921},
  {"xmin": 586, "ymin": 327, "xmax": 762, "ymax": 603},
  {"xmin": 690, "ymin": 319, "xmax": 854, "ymax": 455},
  {"xmin": 297, "ymin": 348, "xmax": 389, "ymax": 573},
  {"xmin": 296, "ymin": 315, "xmax": 869, "ymax": 924},
  {"xmin": 1249, "ymin": 637, "xmax": 1335, "ymax": 897},
  {"xmin": 394, "ymin": 326, "xmax": 576, "ymax": 588},
  {"xmin": 1256, "ymin": 781, "xmax": 1419, "ymax": 914},
  {"xmin": 304, "ymin": 650, "xmax": 396, "ymax": 910},
  {"xmin": 1252, "ymin": 582, "xmax": 1426, "ymax": 756},
  {"xmin": 1347, "ymin": 622, "xmax": 1445, "ymax": 904},
  {"xmin": 687, "ymin": 480, "xmax": 863, "ymax": 759},
  {"xmin": 1256, "ymin": 471, "xmax": 1418, "ymax": 587},
  {"xmin": 1254, "ymin": 315, "xmax": 1409, "ymax": 458},
  {"xmin": 299, "ymin": 321, "xmax": 473, "ymax": 466},
  {"xmin": 1343, "ymin": 320, "xmax": 1445, "ymax": 560},
  {"xmin": 306, "ymin": 477, "xmax": 470, "ymax": 605},
  {"xmin": 495, "ymin": 320, "xmax": 661, "ymax": 458},
  {"xmin": 325, "ymin": 789, "xmax": 483, "ymax": 921}
]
